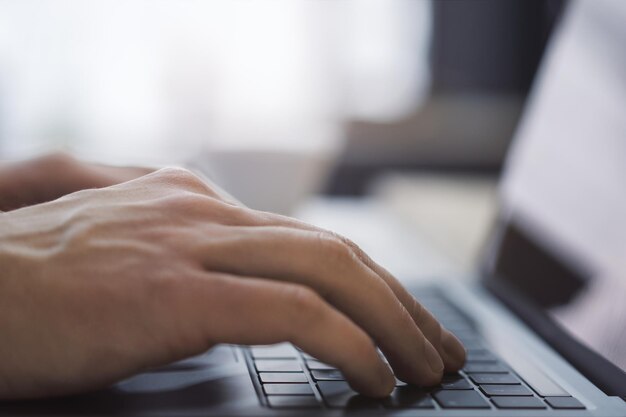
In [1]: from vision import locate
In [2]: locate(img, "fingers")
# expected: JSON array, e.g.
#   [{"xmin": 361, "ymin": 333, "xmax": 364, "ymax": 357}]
[
  {"xmin": 329, "ymin": 239, "xmax": 466, "ymax": 372},
  {"xmin": 128, "ymin": 168, "xmax": 465, "ymax": 376},
  {"xmin": 246, "ymin": 213, "xmax": 466, "ymax": 372},
  {"xmin": 192, "ymin": 226, "xmax": 445, "ymax": 386},
  {"xmin": 187, "ymin": 272, "xmax": 395, "ymax": 397}
]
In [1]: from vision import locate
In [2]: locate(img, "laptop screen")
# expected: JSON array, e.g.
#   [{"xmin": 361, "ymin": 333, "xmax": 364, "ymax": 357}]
[{"xmin": 487, "ymin": 0, "xmax": 626, "ymax": 393}]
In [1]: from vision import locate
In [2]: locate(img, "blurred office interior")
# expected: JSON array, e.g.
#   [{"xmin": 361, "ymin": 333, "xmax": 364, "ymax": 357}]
[{"xmin": 0, "ymin": 0, "xmax": 567, "ymax": 274}]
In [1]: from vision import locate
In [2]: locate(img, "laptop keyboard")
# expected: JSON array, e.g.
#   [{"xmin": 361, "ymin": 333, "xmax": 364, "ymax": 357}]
[{"xmin": 245, "ymin": 288, "xmax": 585, "ymax": 411}]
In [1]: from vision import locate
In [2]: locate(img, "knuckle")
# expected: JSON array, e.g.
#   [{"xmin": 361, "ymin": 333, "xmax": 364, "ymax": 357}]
[
  {"xmin": 337, "ymin": 234, "xmax": 358, "ymax": 251},
  {"xmin": 155, "ymin": 167, "xmax": 209, "ymax": 194},
  {"xmin": 155, "ymin": 191, "xmax": 247, "ymax": 225},
  {"xmin": 290, "ymin": 285, "xmax": 322, "ymax": 310},
  {"xmin": 158, "ymin": 190, "xmax": 207, "ymax": 211},
  {"xmin": 242, "ymin": 208, "xmax": 277, "ymax": 225},
  {"xmin": 220, "ymin": 204, "xmax": 258, "ymax": 224},
  {"xmin": 316, "ymin": 231, "xmax": 355, "ymax": 266},
  {"xmin": 333, "ymin": 233, "xmax": 370, "ymax": 265},
  {"xmin": 156, "ymin": 166, "xmax": 195, "ymax": 179}
]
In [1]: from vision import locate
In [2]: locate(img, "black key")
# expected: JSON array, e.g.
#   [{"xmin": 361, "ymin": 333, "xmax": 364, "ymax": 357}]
[
  {"xmin": 464, "ymin": 363, "xmax": 508, "ymax": 373},
  {"xmin": 317, "ymin": 381, "xmax": 381, "ymax": 409},
  {"xmin": 471, "ymin": 373, "xmax": 520, "ymax": 385},
  {"xmin": 492, "ymin": 396, "xmax": 547, "ymax": 409},
  {"xmin": 259, "ymin": 373, "xmax": 308, "ymax": 383},
  {"xmin": 263, "ymin": 384, "xmax": 314, "ymax": 396},
  {"xmin": 439, "ymin": 376, "xmax": 473, "ymax": 390},
  {"xmin": 545, "ymin": 396, "xmax": 585, "ymax": 409},
  {"xmin": 385, "ymin": 386, "xmax": 435, "ymax": 408},
  {"xmin": 255, "ymin": 360, "xmax": 302, "ymax": 372},
  {"xmin": 481, "ymin": 384, "xmax": 533, "ymax": 396},
  {"xmin": 434, "ymin": 390, "xmax": 490, "ymax": 409},
  {"xmin": 251, "ymin": 344, "xmax": 298, "ymax": 359},
  {"xmin": 267, "ymin": 396, "xmax": 321, "ymax": 408},
  {"xmin": 316, "ymin": 380, "xmax": 353, "ymax": 399},
  {"xmin": 306, "ymin": 360, "xmax": 336, "ymax": 371},
  {"xmin": 311, "ymin": 370, "xmax": 344, "ymax": 381}
]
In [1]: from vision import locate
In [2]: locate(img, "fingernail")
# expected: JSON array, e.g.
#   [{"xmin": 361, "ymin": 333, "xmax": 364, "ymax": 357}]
[{"xmin": 425, "ymin": 340, "xmax": 444, "ymax": 374}]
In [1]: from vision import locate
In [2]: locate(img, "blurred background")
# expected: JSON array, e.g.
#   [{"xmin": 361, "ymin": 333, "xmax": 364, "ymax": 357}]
[
  {"xmin": 0, "ymin": 1, "xmax": 565, "ymax": 186},
  {"xmin": 0, "ymin": 0, "xmax": 566, "ymax": 264}
]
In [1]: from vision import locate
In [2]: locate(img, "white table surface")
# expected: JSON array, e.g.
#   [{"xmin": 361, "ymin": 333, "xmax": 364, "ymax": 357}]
[
  {"xmin": 295, "ymin": 196, "xmax": 463, "ymax": 287},
  {"xmin": 294, "ymin": 173, "xmax": 499, "ymax": 286}
]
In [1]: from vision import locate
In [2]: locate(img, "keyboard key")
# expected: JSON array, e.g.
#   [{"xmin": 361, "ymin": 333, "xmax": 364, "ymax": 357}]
[
  {"xmin": 259, "ymin": 373, "xmax": 308, "ymax": 383},
  {"xmin": 385, "ymin": 386, "xmax": 435, "ymax": 408},
  {"xmin": 434, "ymin": 390, "xmax": 490, "ymax": 409},
  {"xmin": 481, "ymin": 384, "xmax": 533, "ymax": 396},
  {"xmin": 251, "ymin": 344, "xmax": 298, "ymax": 359},
  {"xmin": 255, "ymin": 360, "xmax": 301, "ymax": 372},
  {"xmin": 317, "ymin": 381, "xmax": 354, "ymax": 398},
  {"xmin": 300, "ymin": 352, "xmax": 318, "ymax": 361},
  {"xmin": 311, "ymin": 370, "xmax": 344, "ymax": 381},
  {"xmin": 545, "ymin": 396, "xmax": 585, "ymax": 409},
  {"xmin": 306, "ymin": 360, "xmax": 336, "ymax": 371},
  {"xmin": 263, "ymin": 384, "xmax": 314, "ymax": 396},
  {"xmin": 439, "ymin": 376, "xmax": 473, "ymax": 390},
  {"xmin": 470, "ymin": 373, "xmax": 520, "ymax": 385},
  {"xmin": 492, "ymin": 396, "xmax": 547, "ymax": 409},
  {"xmin": 267, "ymin": 396, "xmax": 321, "ymax": 408},
  {"xmin": 464, "ymin": 363, "xmax": 508, "ymax": 373},
  {"xmin": 317, "ymin": 381, "xmax": 381, "ymax": 409}
]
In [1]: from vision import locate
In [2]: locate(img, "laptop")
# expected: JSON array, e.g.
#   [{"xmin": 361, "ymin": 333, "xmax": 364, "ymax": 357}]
[{"xmin": 2, "ymin": 0, "xmax": 626, "ymax": 415}]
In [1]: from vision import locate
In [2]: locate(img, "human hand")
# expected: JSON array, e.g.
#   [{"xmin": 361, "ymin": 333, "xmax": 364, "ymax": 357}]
[
  {"xmin": 0, "ymin": 153, "xmax": 153, "ymax": 211},
  {"xmin": 0, "ymin": 168, "xmax": 465, "ymax": 400}
]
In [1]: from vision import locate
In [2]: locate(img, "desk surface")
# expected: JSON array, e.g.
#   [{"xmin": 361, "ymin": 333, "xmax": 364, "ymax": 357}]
[{"xmin": 295, "ymin": 173, "xmax": 498, "ymax": 285}]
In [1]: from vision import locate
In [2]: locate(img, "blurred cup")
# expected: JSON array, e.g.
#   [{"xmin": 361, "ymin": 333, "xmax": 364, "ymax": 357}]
[{"xmin": 188, "ymin": 147, "xmax": 337, "ymax": 215}]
